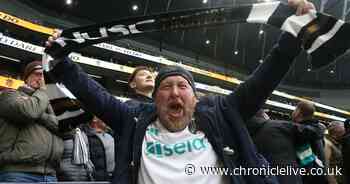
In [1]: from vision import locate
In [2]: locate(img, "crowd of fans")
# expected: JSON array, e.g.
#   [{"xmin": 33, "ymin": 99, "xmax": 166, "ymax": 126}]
[
  {"xmin": 1, "ymin": 43, "xmax": 350, "ymax": 184},
  {"xmin": 0, "ymin": 0, "xmax": 350, "ymax": 183},
  {"xmin": 0, "ymin": 64, "xmax": 155, "ymax": 182},
  {"xmin": 1, "ymin": 54, "xmax": 350, "ymax": 183}
]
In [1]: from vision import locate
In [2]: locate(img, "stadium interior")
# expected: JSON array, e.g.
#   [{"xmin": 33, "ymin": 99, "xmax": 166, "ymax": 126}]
[{"xmin": 1, "ymin": 0, "xmax": 350, "ymax": 123}]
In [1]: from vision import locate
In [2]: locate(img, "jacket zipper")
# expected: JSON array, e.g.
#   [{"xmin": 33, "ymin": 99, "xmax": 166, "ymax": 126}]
[
  {"xmin": 130, "ymin": 116, "xmax": 139, "ymax": 184},
  {"xmin": 11, "ymin": 128, "xmax": 21, "ymax": 151}
]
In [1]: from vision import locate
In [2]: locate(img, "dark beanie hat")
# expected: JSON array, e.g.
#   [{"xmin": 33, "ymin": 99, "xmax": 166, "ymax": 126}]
[
  {"xmin": 23, "ymin": 61, "xmax": 43, "ymax": 80},
  {"xmin": 152, "ymin": 65, "xmax": 196, "ymax": 98}
]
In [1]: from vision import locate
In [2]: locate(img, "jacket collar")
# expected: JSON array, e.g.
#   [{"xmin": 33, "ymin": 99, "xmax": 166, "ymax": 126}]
[
  {"xmin": 18, "ymin": 85, "xmax": 35, "ymax": 95},
  {"xmin": 129, "ymin": 92, "xmax": 153, "ymax": 103}
]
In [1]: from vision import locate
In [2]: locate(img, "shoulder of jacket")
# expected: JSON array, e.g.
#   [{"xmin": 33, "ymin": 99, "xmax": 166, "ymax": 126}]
[
  {"xmin": 14, "ymin": 91, "xmax": 32, "ymax": 101},
  {"xmin": 273, "ymin": 120, "xmax": 293, "ymax": 125},
  {"xmin": 0, "ymin": 89, "xmax": 25, "ymax": 99},
  {"xmin": 197, "ymin": 95, "xmax": 219, "ymax": 107},
  {"xmin": 0, "ymin": 89, "xmax": 17, "ymax": 95}
]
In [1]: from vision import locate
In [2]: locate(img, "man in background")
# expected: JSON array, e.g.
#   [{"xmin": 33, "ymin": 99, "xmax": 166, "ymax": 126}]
[
  {"xmin": 0, "ymin": 61, "xmax": 63, "ymax": 182},
  {"xmin": 80, "ymin": 116, "xmax": 115, "ymax": 181},
  {"xmin": 325, "ymin": 121, "xmax": 345, "ymax": 184},
  {"xmin": 292, "ymin": 101, "xmax": 328, "ymax": 184},
  {"xmin": 126, "ymin": 66, "xmax": 154, "ymax": 106}
]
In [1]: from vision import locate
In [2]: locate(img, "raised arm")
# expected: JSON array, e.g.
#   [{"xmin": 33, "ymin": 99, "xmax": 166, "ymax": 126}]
[
  {"xmin": 226, "ymin": 32, "xmax": 301, "ymax": 121},
  {"xmin": 225, "ymin": 0, "xmax": 315, "ymax": 121}
]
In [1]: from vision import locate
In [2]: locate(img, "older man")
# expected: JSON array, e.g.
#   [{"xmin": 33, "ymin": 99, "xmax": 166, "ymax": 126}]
[
  {"xmin": 0, "ymin": 61, "xmax": 63, "ymax": 182},
  {"xmin": 46, "ymin": 1, "xmax": 315, "ymax": 183}
]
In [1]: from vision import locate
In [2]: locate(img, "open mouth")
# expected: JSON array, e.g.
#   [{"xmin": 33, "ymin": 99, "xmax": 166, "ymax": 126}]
[{"xmin": 168, "ymin": 102, "xmax": 184, "ymax": 118}]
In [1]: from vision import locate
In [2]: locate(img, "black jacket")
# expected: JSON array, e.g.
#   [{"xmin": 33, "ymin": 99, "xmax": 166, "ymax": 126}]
[
  {"xmin": 125, "ymin": 92, "xmax": 153, "ymax": 108},
  {"xmin": 297, "ymin": 119, "xmax": 328, "ymax": 184},
  {"xmin": 247, "ymin": 117, "xmax": 326, "ymax": 184},
  {"xmin": 51, "ymin": 33, "xmax": 300, "ymax": 184},
  {"xmin": 247, "ymin": 118, "xmax": 300, "ymax": 168},
  {"xmin": 81, "ymin": 125, "xmax": 115, "ymax": 181},
  {"xmin": 297, "ymin": 119, "xmax": 326, "ymax": 165},
  {"xmin": 341, "ymin": 133, "xmax": 350, "ymax": 183}
]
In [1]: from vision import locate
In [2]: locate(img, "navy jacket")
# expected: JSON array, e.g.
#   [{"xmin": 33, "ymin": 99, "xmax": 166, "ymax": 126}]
[
  {"xmin": 51, "ymin": 33, "xmax": 300, "ymax": 184},
  {"xmin": 125, "ymin": 92, "xmax": 153, "ymax": 108}
]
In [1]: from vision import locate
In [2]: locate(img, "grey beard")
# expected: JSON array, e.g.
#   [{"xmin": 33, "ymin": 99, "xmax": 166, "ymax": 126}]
[{"xmin": 161, "ymin": 119, "xmax": 190, "ymax": 132}]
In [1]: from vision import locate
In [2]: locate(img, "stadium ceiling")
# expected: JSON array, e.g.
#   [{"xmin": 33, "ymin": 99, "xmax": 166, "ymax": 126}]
[{"xmin": 8, "ymin": 0, "xmax": 350, "ymax": 89}]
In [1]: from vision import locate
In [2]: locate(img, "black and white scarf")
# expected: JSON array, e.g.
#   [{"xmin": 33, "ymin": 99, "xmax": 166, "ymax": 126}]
[{"xmin": 44, "ymin": 1, "xmax": 349, "ymax": 71}]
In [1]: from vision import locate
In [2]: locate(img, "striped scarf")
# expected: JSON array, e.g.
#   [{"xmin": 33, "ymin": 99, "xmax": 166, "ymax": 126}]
[{"xmin": 44, "ymin": 1, "xmax": 349, "ymax": 71}]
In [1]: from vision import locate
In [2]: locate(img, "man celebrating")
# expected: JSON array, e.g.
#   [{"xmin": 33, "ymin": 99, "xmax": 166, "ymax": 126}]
[
  {"xmin": 0, "ymin": 61, "xmax": 63, "ymax": 182},
  {"xmin": 46, "ymin": 1, "xmax": 315, "ymax": 183}
]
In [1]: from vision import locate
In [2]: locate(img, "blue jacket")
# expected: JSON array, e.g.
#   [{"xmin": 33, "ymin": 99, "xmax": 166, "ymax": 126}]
[{"xmin": 51, "ymin": 33, "xmax": 300, "ymax": 184}]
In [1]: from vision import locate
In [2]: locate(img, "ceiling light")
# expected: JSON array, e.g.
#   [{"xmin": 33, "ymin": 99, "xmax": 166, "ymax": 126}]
[
  {"xmin": 88, "ymin": 74, "xmax": 102, "ymax": 79},
  {"xmin": 132, "ymin": 4, "xmax": 139, "ymax": 11},
  {"xmin": 205, "ymin": 39, "xmax": 210, "ymax": 44},
  {"xmin": 115, "ymin": 80, "xmax": 128, "ymax": 84},
  {"xmin": 0, "ymin": 55, "xmax": 20, "ymax": 63},
  {"xmin": 66, "ymin": 0, "xmax": 73, "ymax": 5},
  {"xmin": 234, "ymin": 50, "xmax": 239, "ymax": 55},
  {"xmin": 202, "ymin": 0, "xmax": 208, "ymax": 4}
]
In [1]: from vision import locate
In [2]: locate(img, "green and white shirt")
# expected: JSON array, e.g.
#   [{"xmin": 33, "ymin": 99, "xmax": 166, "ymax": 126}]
[{"xmin": 138, "ymin": 119, "xmax": 228, "ymax": 184}]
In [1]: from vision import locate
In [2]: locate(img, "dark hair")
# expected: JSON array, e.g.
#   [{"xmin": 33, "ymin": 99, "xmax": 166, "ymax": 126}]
[
  {"xmin": 127, "ymin": 66, "xmax": 153, "ymax": 92},
  {"xmin": 296, "ymin": 101, "xmax": 315, "ymax": 120},
  {"xmin": 128, "ymin": 66, "xmax": 153, "ymax": 84},
  {"xmin": 344, "ymin": 119, "xmax": 350, "ymax": 133}
]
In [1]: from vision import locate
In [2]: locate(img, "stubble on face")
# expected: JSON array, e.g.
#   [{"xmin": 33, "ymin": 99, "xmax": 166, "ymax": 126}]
[
  {"xmin": 25, "ymin": 70, "xmax": 44, "ymax": 90},
  {"xmin": 154, "ymin": 76, "xmax": 197, "ymax": 132},
  {"xmin": 158, "ymin": 97, "xmax": 197, "ymax": 132}
]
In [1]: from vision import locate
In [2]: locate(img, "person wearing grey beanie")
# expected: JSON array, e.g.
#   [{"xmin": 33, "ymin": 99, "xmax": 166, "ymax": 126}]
[
  {"xmin": 152, "ymin": 65, "xmax": 196, "ymax": 98},
  {"xmin": 48, "ymin": 32, "xmax": 305, "ymax": 184},
  {"xmin": 45, "ymin": 1, "xmax": 315, "ymax": 183},
  {"xmin": 152, "ymin": 65, "xmax": 198, "ymax": 132}
]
